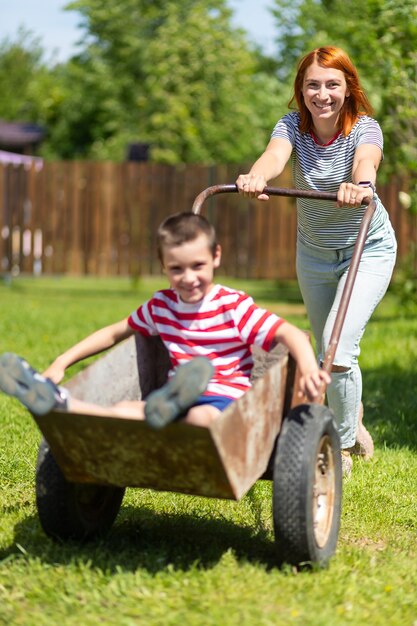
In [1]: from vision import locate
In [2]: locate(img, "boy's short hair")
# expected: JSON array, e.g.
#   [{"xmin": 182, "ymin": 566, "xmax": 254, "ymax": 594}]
[{"xmin": 157, "ymin": 212, "xmax": 218, "ymax": 262}]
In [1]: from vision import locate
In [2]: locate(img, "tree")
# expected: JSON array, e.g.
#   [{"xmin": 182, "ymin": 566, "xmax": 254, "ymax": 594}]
[
  {"xmin": 40, "ymin": 51, "xmax": 129, "ymax": 159},
  {"xmin": 0, "ymin": 1, "xmax": 288, "ymax": 164},
  {"xmin": 61, "ymin": 0, "xmax": 286, "ymax": 163},
  {"xmin": 0, "ymin": 28, "xmax": 53, "ymax": 122}
]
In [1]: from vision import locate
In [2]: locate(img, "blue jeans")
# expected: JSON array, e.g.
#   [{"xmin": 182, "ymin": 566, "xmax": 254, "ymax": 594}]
[{"xmin": 296, "ymin": 221, "xmax": 397, "ymax": 448}]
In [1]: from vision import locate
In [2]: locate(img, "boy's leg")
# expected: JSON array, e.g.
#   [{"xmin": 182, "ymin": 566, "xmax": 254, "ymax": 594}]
[
  {"xmin": 68, "ymin": 397, "xmax": 146, "ymax": 419},
  {"xmin": 0, "ymin": 352, "xmax": 146, "ymax": 419},
  {"xmin": 0, "ymin": 352, "xmax": 215, "ymax": 426},
  {"xmin": 144, "ymin": 357, "xmax": 214, "ymax": 429},
  {"xmin": 70, "ymin": 395, "xmax": 222, "ymax": 426},
  {"xmin": 184, "ymin": 404, "xmax": 221, "ymax": 427}
]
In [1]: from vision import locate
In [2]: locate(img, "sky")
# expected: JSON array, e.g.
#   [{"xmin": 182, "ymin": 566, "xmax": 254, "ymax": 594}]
[{"xmin": 0, "ymin": 0, "xmax": 277, "ymax": 63}]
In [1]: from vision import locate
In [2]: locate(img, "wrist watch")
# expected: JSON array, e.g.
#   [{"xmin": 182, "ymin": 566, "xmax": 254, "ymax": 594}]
[{"xmin": 358, "ymin": 181, "xmax": 376, "ymax": 194}]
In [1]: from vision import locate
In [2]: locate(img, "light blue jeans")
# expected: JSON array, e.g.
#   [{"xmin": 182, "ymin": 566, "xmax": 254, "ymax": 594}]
[{"xmin": 296, "ymin": 221, "xmax": 397, "ymax": 448}]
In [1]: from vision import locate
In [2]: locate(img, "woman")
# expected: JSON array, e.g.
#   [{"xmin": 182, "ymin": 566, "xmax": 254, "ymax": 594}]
[{"xmin": 236, "ymin": 46, "xmax": 397, "ymax": 475}]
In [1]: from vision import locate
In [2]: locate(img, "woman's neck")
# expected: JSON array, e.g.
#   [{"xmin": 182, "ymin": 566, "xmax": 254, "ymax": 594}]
[{"xmin": 311, "ymin": 121, "xmax": 341, "ymax": 146}]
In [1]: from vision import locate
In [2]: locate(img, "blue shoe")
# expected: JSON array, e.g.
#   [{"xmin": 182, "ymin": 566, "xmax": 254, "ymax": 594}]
[
  {"xmin": 144, "ymin": 357, "xmax": 214, "ymax": 429},
  {"xmin": 0, "ymin": 353, "xmax": 68, "ymax": 416}
]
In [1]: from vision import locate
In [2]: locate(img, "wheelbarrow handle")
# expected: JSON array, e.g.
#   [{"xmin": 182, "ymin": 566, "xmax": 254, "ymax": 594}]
[
  {"xmin": 191, "ymin": 183, "xmax": 377, "ymax": 387},
  {"xmin": 191, "ymin": 183, "xmax": 337, "ymax": 213},
  {"xmin": 321, "ymin": 197, "xmax": 376, "ymax": 376}
]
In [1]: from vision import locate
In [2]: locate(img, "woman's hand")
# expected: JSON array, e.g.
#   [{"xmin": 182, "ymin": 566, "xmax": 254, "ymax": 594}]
[
  {"xmin": 236, "ymin": 173, "xmax": 270, "ymax": 201},
  {"xmin": 337, "ymin": 182, "xmax": 374, "ymax": 208}
]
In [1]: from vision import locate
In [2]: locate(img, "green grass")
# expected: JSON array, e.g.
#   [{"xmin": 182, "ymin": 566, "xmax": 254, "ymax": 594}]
[{"xmin": 0, "ymin": 275, "xmax": 416, "ymax": 626}]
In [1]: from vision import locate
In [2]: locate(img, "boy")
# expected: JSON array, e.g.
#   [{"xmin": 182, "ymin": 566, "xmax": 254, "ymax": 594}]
[{"xmin": 0, "ymin": 213, "xmax": 330, "ymax": 429}]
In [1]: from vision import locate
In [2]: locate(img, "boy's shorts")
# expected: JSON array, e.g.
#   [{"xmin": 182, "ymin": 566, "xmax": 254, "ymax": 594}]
[{"xmin": 193, "ymin": 394, "xmax": 234, "ymax": 412}]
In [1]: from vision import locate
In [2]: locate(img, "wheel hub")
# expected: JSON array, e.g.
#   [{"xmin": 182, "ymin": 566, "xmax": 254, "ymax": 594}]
[{"xmin": 313, "ymin": 435, "xmax": 336, "ymax": 548}]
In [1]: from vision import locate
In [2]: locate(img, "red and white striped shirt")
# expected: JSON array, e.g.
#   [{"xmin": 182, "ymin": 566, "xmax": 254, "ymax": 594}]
[{"xmin": 128, "ymin": 284, "xmax": 285, "ymax": 399}]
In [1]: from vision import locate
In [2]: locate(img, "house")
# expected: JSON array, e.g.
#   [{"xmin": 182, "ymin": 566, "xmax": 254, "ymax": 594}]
[{"xmin": 0, "ymin": 120, "xmax": 45, "ymax": 154}]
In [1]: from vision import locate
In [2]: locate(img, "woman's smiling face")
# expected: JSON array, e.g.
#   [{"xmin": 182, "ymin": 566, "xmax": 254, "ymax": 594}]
[{"xmin": 302, "ymin": 62, "xmax": 349, "ymax": 126}]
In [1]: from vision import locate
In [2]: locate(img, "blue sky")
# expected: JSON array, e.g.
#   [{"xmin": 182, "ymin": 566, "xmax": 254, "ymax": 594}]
[{"xmin": 0, "ymin": 0, "xmax": 277, "ymax": 63}]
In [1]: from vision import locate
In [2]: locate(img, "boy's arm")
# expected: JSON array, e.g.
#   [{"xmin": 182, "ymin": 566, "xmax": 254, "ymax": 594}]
[
  {"xmin": 273, "ymin": 321, "xmax": 331, "ymax": 402},
  {"xmin": 43, "ymin": 319, "xmax": 135, "ymax": 384}
]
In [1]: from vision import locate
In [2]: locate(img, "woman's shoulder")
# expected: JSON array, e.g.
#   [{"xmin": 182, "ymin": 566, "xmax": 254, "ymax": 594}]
[
  {"xmin": 353, "ymin": 115, "xmax": 382, "ymax": 132},
  {"xmin": 350, "ymin": 115, "xmax": 383, "ymax": 146},
  {"xmin": 278, "ymin": 111, "xmax": 300, "ymax": 126},
  {"xmin": 271, "ymin": 111, "xmax": 301, "ymax": 139}
]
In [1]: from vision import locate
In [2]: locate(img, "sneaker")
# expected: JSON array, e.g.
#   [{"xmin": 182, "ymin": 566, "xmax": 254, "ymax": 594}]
[
  {"xmin": 341, "ymin": 450, "xmax": 353, "ymax": 477},
  {"xmin": 350, "ymin": 402, "xmax": 374, "ymax": 460},
  {"xmin": 0, "ymin": 353, "xmax": 68, "ymax": 416},
  {"xmin": 144, "ymin": 357, "xmax": 214, "ymax": 429}
]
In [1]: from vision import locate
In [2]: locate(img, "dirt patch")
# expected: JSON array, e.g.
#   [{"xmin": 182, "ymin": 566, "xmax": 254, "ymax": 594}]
[{"xmin": 344, "ymin": 536, "xmax": 387, "ymax": 551}]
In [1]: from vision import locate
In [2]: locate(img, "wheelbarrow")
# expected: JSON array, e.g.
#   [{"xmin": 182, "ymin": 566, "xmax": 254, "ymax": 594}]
[{"xmin": 32, "ymin": 186, "xmax": 376, "ymax": 567}]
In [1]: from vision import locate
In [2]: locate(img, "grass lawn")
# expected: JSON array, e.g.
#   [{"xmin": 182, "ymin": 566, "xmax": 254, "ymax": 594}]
[{"xmin": 0, "ymin": 275, "xmax": 416, "ymax": 626}]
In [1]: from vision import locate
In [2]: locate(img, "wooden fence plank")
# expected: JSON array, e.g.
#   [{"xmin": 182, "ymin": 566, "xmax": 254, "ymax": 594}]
[{"xmin": 0, "ymin": 162, "xmax": 415, "ymax": 280}]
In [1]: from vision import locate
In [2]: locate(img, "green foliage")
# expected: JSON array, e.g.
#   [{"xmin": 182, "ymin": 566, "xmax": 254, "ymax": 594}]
[
  {"xmin": 42, "ymin": 53, "xmax": 130, "ymax": 159},
  {"xmin": 136, "ymin": 6, "xmax": 279, "ymax": 163},
  {"xmin": 0, "ymin": 28, "xmax": 55, "ymax": 123},
  {"xmin": 0, "ymin": 2, "xmax": 288, "ymax": 163},
  {"xmin": 390, "ymin": 243, "xmax": 417, "ymax": 312},
  {"xmin": 55, "ymin": 0, "xmax": 286, "ymax": 162}
]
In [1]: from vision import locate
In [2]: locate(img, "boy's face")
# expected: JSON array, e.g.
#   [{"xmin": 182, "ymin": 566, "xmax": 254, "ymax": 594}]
[{"xmin": 162, "ymin": 234, "xmax": 221, "ymax": 304}]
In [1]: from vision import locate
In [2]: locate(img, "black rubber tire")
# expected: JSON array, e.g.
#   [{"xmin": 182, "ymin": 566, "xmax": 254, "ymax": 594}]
[
  {"xmin": 273, "ymin": 403, "xmax": 342, "ymax": 567},
  {"xmin": 36, "ymin": 438, "xmax": 125, "ymax": 541}
]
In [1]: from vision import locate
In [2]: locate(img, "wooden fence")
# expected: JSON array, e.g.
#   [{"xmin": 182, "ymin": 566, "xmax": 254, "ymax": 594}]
[{"xmin": 0, "ymin": 161, "xmax": 415, "ymax": 280}]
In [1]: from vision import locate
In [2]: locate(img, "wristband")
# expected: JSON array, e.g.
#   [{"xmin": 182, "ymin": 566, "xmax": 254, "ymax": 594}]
[{"xmin": 358, "ymin": 181, "xmax": 376, "ymax": 194}]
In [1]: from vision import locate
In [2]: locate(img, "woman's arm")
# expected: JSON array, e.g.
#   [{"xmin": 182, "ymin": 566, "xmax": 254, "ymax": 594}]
[
  {"xmin": 236, "ymin": 138, "xmax": 293, "ymax": 201},
  {"xmin": 43, "ymin": 319, "xmax": 135, "ymax": 383},
  {"xmin": 337, "ymin": 143, "xmax": 382, "ymax": 207}
]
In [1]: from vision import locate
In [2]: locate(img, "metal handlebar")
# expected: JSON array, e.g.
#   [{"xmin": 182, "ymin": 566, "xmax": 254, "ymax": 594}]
[
  {"xmin": 191, "ymin": 183, "xmax": 377, "ymax": 380},
  {"xmin": 191, "ymin": 183, "xmax": 338, "ymax": 214}
]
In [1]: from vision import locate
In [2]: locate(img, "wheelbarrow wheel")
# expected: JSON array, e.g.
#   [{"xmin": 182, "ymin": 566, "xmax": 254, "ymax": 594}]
[
  {"xmin": 272, "ymin": 403, "xmax": 342, "ymax": 567},
  {"xmin": 36, "ymin": 438, "xmax": 125, "ymax": 541}
]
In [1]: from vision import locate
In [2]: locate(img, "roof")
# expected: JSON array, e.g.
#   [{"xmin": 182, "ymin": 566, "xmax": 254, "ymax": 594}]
[{"xmin": 0, "ymin": 120, "xmax": 45, "ymax": 149}]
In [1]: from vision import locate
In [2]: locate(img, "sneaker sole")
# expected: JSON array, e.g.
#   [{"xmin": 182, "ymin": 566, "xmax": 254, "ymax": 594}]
[
  {"xmin": 145, "ymin": 357, "xmax": 214, "ymax": 429},
  {"xmin": 0, "ymin": 353, "xmax": 57, "ymax": 416}
]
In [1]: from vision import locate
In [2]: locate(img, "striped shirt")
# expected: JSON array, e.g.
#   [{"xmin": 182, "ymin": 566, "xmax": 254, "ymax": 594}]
[
  {"xmin": 128, "ymin": 284, "xmax": 284, "ymax": 399},
  {"xmin": 271, "ymin": 112, "xmax": 390, "ymax": 248}
]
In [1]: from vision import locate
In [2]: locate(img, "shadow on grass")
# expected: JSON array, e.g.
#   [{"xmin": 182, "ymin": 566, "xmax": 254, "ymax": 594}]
[
  {"xmin": 1, "ymin": 281, "xmax": 155, "ymax": 302},
  {"xmin": 363, "ymin": 362, "xmax": 417, "ymax": 450},
  {"xmin": 3, "ymin": 505, "xmax": 282, "ymax": 574},
  {"xmin": 227, "ymin": 280, "xmax": 304, "ymax": 304},
  {"xmin": 1, "ymin": 276, "xmax": 304, "ymax": 305}
]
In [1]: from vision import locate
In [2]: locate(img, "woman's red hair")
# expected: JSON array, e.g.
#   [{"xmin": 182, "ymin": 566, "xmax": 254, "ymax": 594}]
[{"xmin": 289, "ymin": 46, "xmax": 373, "ymax": 136}]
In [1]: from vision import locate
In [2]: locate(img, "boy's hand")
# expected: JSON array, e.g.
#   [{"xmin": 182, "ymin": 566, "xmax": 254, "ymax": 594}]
[{"xmin": 298, "ymin": 369, "xmax": 331, "ymax": 402}]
